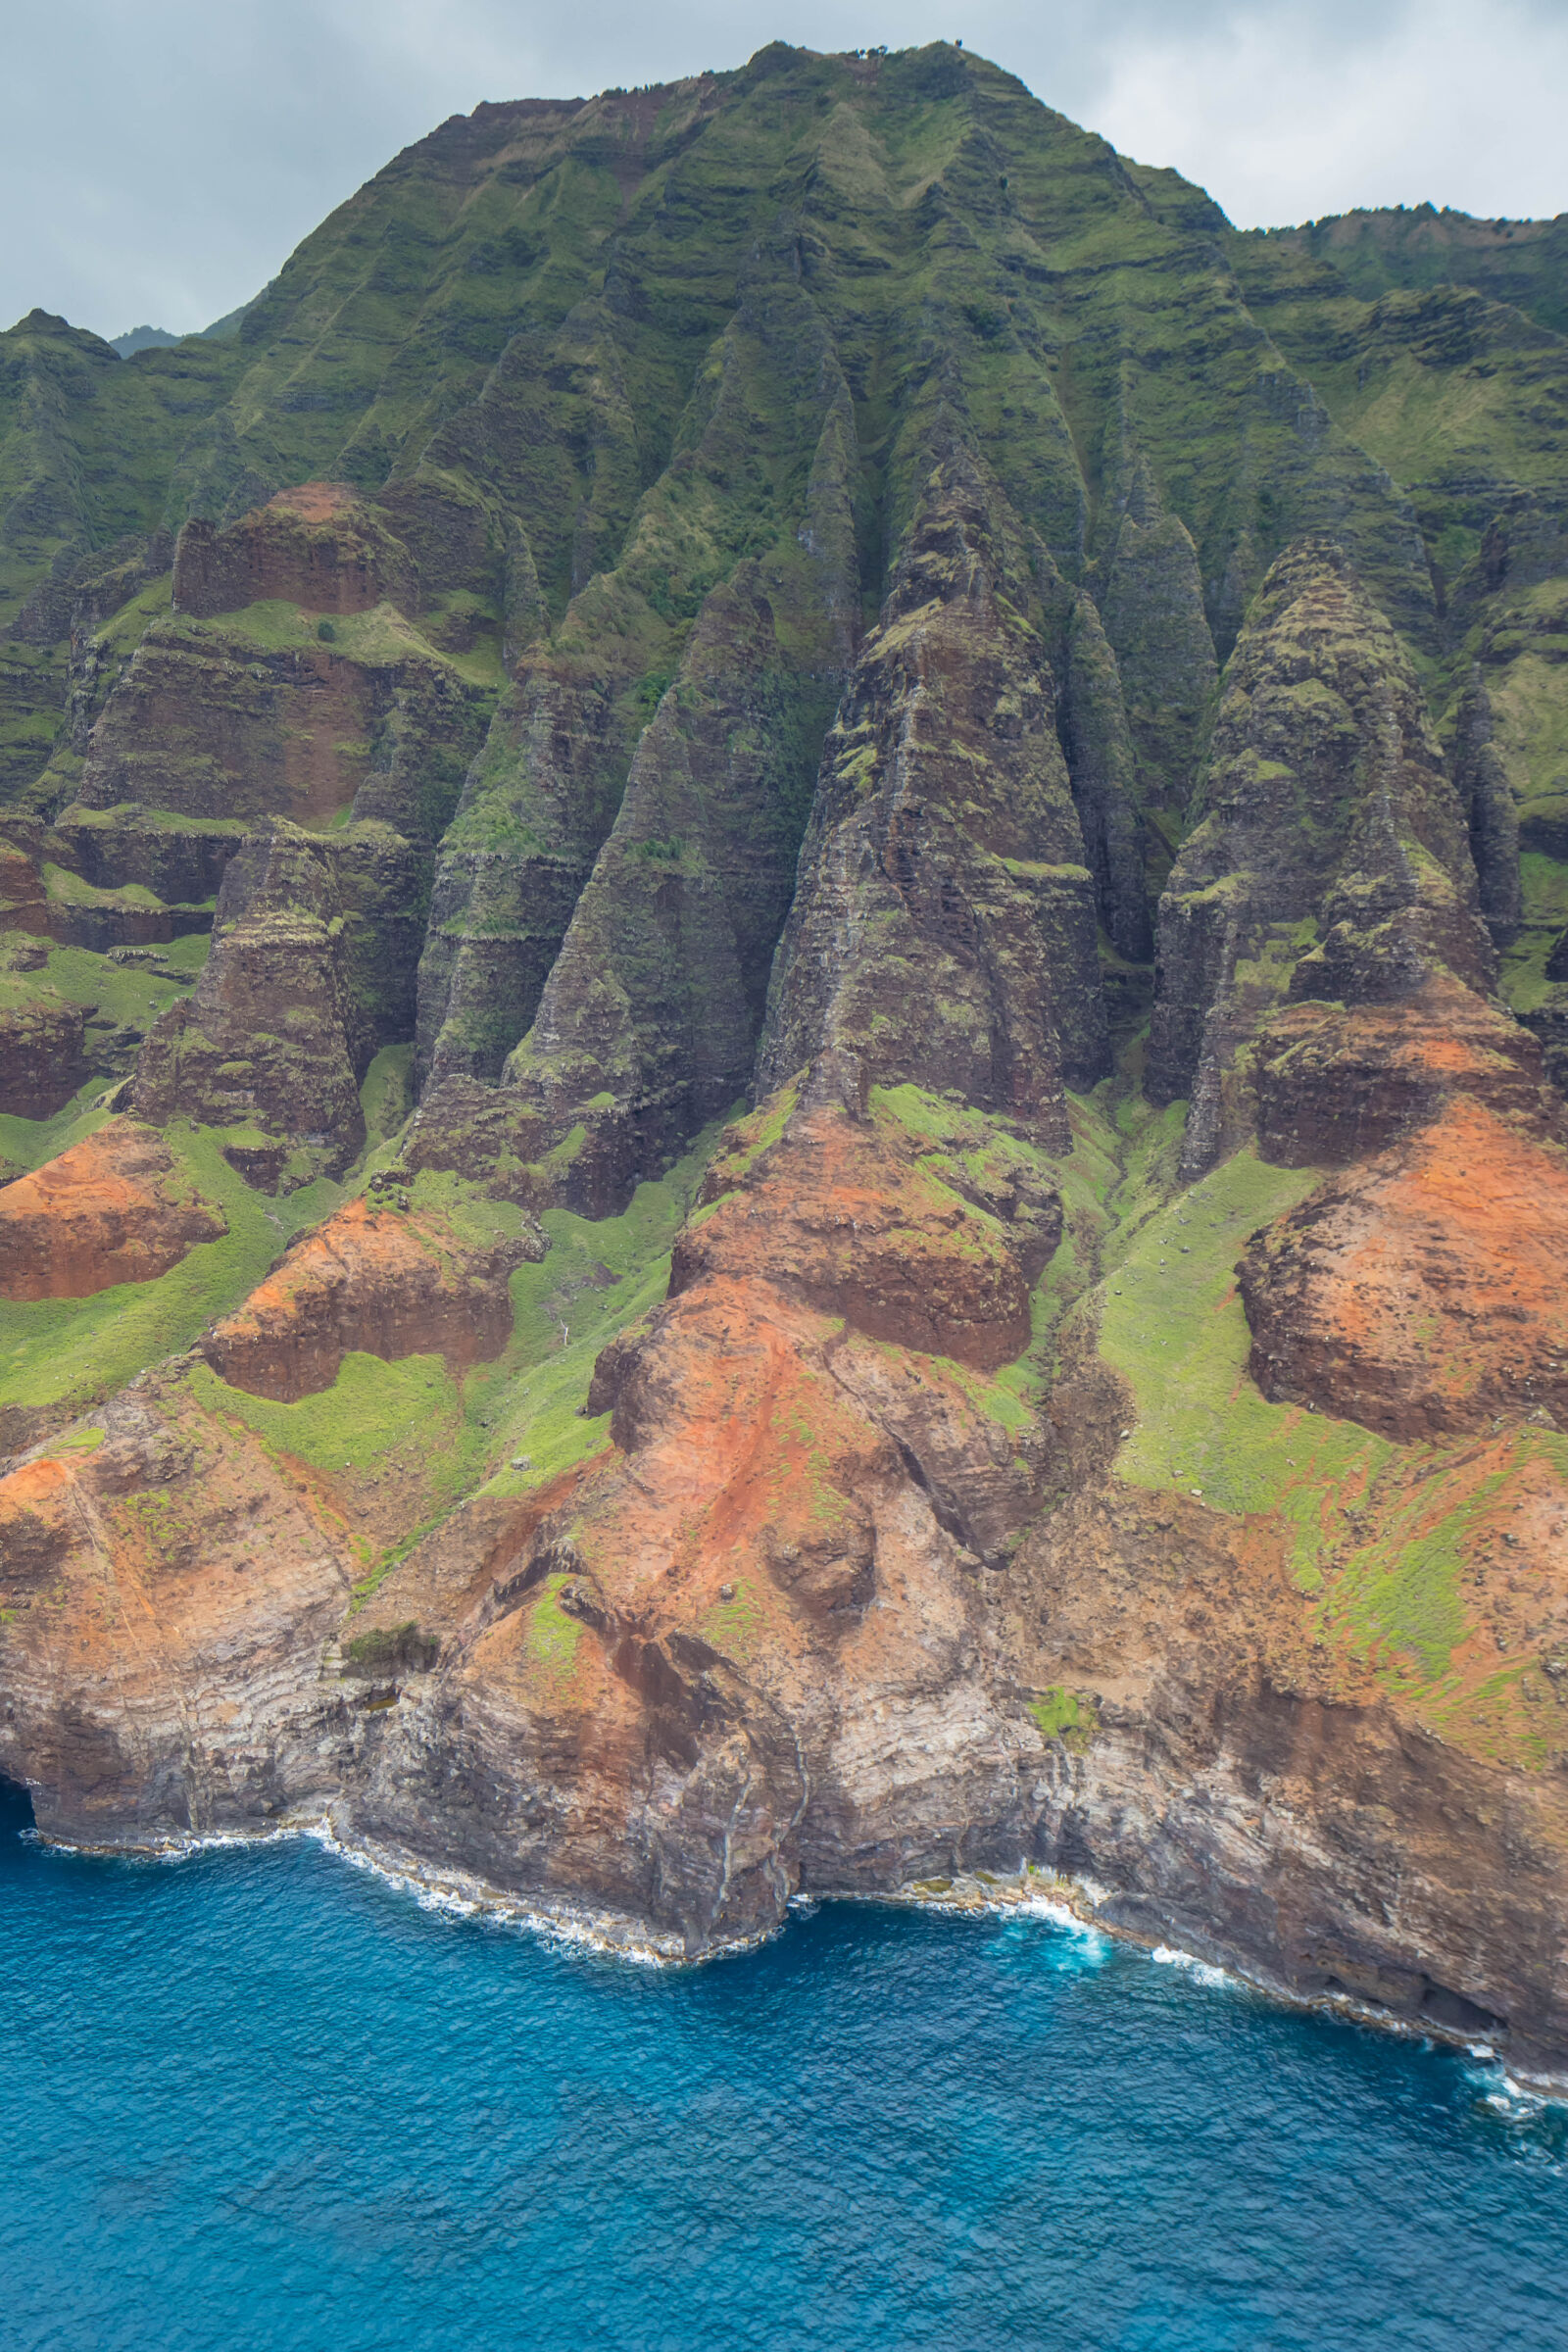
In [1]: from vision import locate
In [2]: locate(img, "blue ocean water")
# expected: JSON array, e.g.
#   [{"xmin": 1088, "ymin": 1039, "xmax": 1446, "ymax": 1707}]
[{"xmin": 1, "ymin": 1785, "xmax": 1564, "ymax": 2352}]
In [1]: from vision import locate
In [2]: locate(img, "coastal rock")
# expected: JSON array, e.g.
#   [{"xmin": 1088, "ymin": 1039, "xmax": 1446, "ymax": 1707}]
[{"xmin": 1, "ymin": 42, "xmax": 1567, "ymax": 2080}]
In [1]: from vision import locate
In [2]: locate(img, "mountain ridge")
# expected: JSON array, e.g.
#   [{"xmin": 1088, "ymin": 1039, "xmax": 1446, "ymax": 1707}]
[{"xmin": 3, "ymin": 42, "xmax": 1568, "ymax": 2076}]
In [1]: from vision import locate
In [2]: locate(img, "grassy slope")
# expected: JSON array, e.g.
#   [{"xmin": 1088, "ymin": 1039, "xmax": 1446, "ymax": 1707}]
[
  {"xmin": 190, "ymin": 1119, "xmax": 726, "ymax": 1592},
  {"xmin": 1026, "ymin": 1074, "xmax": 1568, "ymax": 1762},
  {"xmin": 0, "ymin": 1122, "xmax": 339, "ymax": 1421}
]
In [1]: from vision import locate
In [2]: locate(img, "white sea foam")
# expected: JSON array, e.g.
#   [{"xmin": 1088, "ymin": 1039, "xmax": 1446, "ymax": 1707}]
[
  {"xmin": 1460, "ymin": 2049, "xmax": 1563, "ymax": 2122},
  {"xmin": 1152, "ymin": 1942, "xmax": 1232, "ymax": 1988},
  {"xmin": 1016, "ymin": 1891, "xmax": 1109, "ymax": 1948},
  {"xmin": 302, "ymin": 1816, "xmax": 691, "ymax": 1963}
]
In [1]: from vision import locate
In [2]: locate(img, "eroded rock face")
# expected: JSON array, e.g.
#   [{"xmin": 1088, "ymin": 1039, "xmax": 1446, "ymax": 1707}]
[
  {"xmin": 992, "ymin": 1467, "xmax": 1568, "ymax": 2071},
  {"xmin": 1149, "ymin": 539, "xmax": 1499, "ymax": 1171},
  {"xmin": 204, "ymin": 1192, "xmax": 543, "ymax": 1400},
  {"xmin": 665, "ymin": 1083, "xmax": 1059, "ymax": 1374},
  {"xmin": 0, "ymin": 1121, "xmax": 226, "ymax": 1300},
  {"xmin": 1241, "ymin": 1095, "xmax": 1568, "ymax": 1439},
  {"xmin": 4, "ymin": 47, "xmax": 1568, "ymax": 2082},
  {"xmin": 339, "ymin": 1073, "xmax": 1058, "ymax": 1947},
  {"xmin": 1095, "ymin": 453, "xmax": 1218, "ymax": 824},
  {"xmin": 172, "ymin": 484, "xmax": 415, "ymax": 622},
  {"xmin": 134, "ymin": 823, "xmax": 377, "ymax": 1183},
  {"xmin": 0, "ymin": 1392, "xmax": 361, "ymax": 1847},
  {"xmin": 496, "ymin": 561, "xmax": 845, "ymax": 1216},
  {"xmin": 1250, "ymin": 973, "xmax": 1558, "ymax": 1166},
  {"xmin": 758, "ymin": 442, "xmax": 1110, "ymax": 1137},
  {"xmin": 0, "ymin": 980, "xmax": 87, "ymax": 1117}
]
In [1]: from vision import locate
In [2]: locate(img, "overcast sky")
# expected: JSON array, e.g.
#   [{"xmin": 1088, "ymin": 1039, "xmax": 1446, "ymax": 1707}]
[{"xmin": 6, "ymin": 0, "xmax": 1566, "ymax": 341}]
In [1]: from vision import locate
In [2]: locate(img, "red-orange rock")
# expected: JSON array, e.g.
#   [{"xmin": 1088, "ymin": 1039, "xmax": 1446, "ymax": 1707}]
[
  {"xmin": 0, "ymin": 1120, "xmax": 227, "ymax": 1300},
  {"xmin": 172, "ymin": 482, "xmax": 414, "ymax": 620},
  {"xmin": 1252, "ymin": 973, "xmax": 1559, "ymax": 1168},
  {"xmin": 1241, "ymin": 1096, "xmax": 1568, "ymax": 1439},
  {"xmin": 666, "ymin": 1085, "xmax": 1060, "ymax": 1373},
  {"xmin": 203, "ymin": 1193, "xmax": 542, "ymax": 1400}
]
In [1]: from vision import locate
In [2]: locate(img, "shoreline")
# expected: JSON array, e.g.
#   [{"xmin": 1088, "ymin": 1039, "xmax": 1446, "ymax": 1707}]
[{"xmin": 24, "ymin": 1813, "xmax": 1568, "ymax": 2107}]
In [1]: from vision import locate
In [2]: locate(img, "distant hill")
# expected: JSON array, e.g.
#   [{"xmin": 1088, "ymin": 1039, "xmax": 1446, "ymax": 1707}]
[{"xmin": 109, "ymin": 323, "xmax": 179, "ymax": 358}]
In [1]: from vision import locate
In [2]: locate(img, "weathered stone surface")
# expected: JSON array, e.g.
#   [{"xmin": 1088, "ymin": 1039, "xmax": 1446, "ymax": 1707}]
[
  {"xmin": 0, "ymin": 1120, "xmax": 226, "ymax": 1300},
  {"xmin": 204, "ymin": 1193, "xmax": 542, "ymax": 1400},
  {"xmin": 0, "ymin": 1392, "xmax": 362, "ymax": 1846},
  {"xmin": 0, "ymin": 975, "xmax": 87, "ymax": 1116},
  {"xmin": 1241, "ymin": 1095, "xmax": 1568, "ymax": 1439},
  {"xmin": 1095, "ymin": 451, "xmax": 1219, "ymax": 830},
  {"xmin": 759, "ymin": 440, "xmax": 1110, "ymax": 1136},
  {"xmin": 497, "ymin": 566, "xmax": 844, "ymax": 1213},
  {"xmin": 3, "ymin": 44, "xmax": 1568, "ymax": 2082},
  {"xmin": 1057, "ymin": 589, "xmax": 1152, "ymax": 958},
  {"xmin": 666, "ymin": 1082, "xmax": 1061, "ymax": 1373},
  {"xmin": 1251, "ymin": 972, "xmax": 1557, "ymax": 1167},
  {"xmin": 1149, "ymin": 538, "xmax": 1495, "ymax": 1172},
  {"xmin": 133, "ymin": 822, "xmax": 372, "ymax": 1182},
  {"xmin": 1446, "ymin": 669, "xmax": 1522, "ymax": 947},
  {"xmin": 172, "ymin": 483, "xmax": 415, "ymax": 621}
]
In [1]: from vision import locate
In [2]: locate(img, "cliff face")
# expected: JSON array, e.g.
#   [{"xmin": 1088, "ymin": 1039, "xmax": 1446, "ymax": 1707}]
[
  {"xmin": 3, "ymin": 45, "xmax": 1568, "ymax": 2074},
  {"xmin": 1148, "ymin": 539, "xmax": 1495, "ymax": 1173},
  {"xmin": 758, "ymin": 441, "xmax": 1108, "ymax": 1138}
]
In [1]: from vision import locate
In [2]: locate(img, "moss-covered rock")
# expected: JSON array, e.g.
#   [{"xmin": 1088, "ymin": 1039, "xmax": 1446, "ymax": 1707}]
[
  {"xmin": 1149, "ymin": 538, "xmax": 1497, "ymax": 1171},
  {"xmin": 759, "ymin": 436, "xmax": 1108, "ymax": 1139}
]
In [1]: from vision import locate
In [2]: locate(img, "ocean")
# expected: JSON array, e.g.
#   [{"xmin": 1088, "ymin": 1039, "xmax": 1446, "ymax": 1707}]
[{"xmin": 2, "ymin": 1783, "xmax": 1562, "ymax": 2351}]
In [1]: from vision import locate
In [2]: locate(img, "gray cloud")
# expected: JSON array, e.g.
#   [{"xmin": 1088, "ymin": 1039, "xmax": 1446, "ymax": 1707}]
[{"xmin": 5, "ymin": 0, "xmax": 1566, "ymax": 339}]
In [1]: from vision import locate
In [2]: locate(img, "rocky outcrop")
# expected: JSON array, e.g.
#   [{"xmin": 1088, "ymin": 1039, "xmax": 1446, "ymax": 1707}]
[
  {"xmin": 1149, "ymin": 539, "xmax": 1496, "ymax": 1171},
  {"xmin": 0, "ymin": 1121, "xmax": 226, "ymax": 1300},
  {"xmin": 1057, "ymin": 591, "xmax": 1152, "ymax": 959},
  {"xmin": 1240, "ymin": 1095, "xmax": 1568, "ymax": 1439},
  {"xmin": 0, "ymin": 1392, "xmax": 362, "ymax": 1846},
  {"xmin": 1250, "ymin": 971, "xmax": 1556, "ymax": 1166},
  {"xmin": 0, "ymin": 969, "xmax": 87, "ymax": 1116},
  {"xmin": 663, "ymin": 1075, "xmax": 1061, "ymax": 1373},
  {"xmin": 133, "ymin": 822, "xmax": 373, "ymax": 1182},
  {"xmin": 496, "ymin": 566, "xmax": 844, "ymax": 1214},
  {"xmin": 203, "ymin": 1192, "xmax": 542, "ymax": 1400},
  {"xmin": 172, "ymin": 483, "xmax": 415, "ymax": 620},
  {"xmin": 414, "ymin": 253, "xmax": 860, "ymax": 1106},
  {"xmin": 758, "ymin": 442, "xmax": 1110, "ymax": 1136},
  {"xmin": 413, "ymin": 658, "xmax": 640, "ymax": 1092},
  {"xmin": 1095, "ymin": 452, "xmax": 1218, "ymax": 826},
  {"xmin": 3, "ymin": 44, "xmax": 1568, "ymax": 2083},
  {"xmin": 992, "ymin": 1464, "xmax": 1568, "ymax": 2073},
  {"xmin": 1446, "ymin": 670, "xmax": 1522, "ymax": 947},
  {"xmin": 75, "ymin": 605, "xmax": 485, "ymax": 843},
  {"xmin": 338, "ymin": 1071, "xmax": 1060, "ymax": 1945}
]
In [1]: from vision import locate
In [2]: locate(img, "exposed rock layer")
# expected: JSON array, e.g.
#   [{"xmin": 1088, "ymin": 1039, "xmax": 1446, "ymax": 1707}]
[{"xmin": 0, "ymin": 1121, "xmax": 225, "ymax": 1300}]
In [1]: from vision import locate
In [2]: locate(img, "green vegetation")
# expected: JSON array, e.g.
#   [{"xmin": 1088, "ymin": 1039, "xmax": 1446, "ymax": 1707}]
[
  {"xmin": 341, "ymin": 1622, "xmax": 438, "ymax": 1677},
  {"xmin": 520, "ymin": 1575, "xmax": 585, "ymax": 1697},
  {"xmin": 0, "ymin": 1122, "xmax": 342, "ymax": 1425},
  {"xmin": 475, "ymin": 1121, "xmax": 725, "ymax": 1504},
  {"xmin": 698, "ymin": 1576, "xmax": 766, "ymax": 1663},
  {"xmin": 1027, "ymin": 1687, "xmax": 1098, "ymax": 1750},
  {"xmin": 191, "ymin": 1348, "xmax": 474, "ymax": 1489},
  {"xmin": 176, "ymin": 1118, "xmax": 725, "ymax": 1597},
  {"xmin": 0, "ymin": 1080, "xmax": 112, "ymax": 1177},
  {"xmin": 358, "ymin": 1044, "xmax": 414, "ymax": 1154}
]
